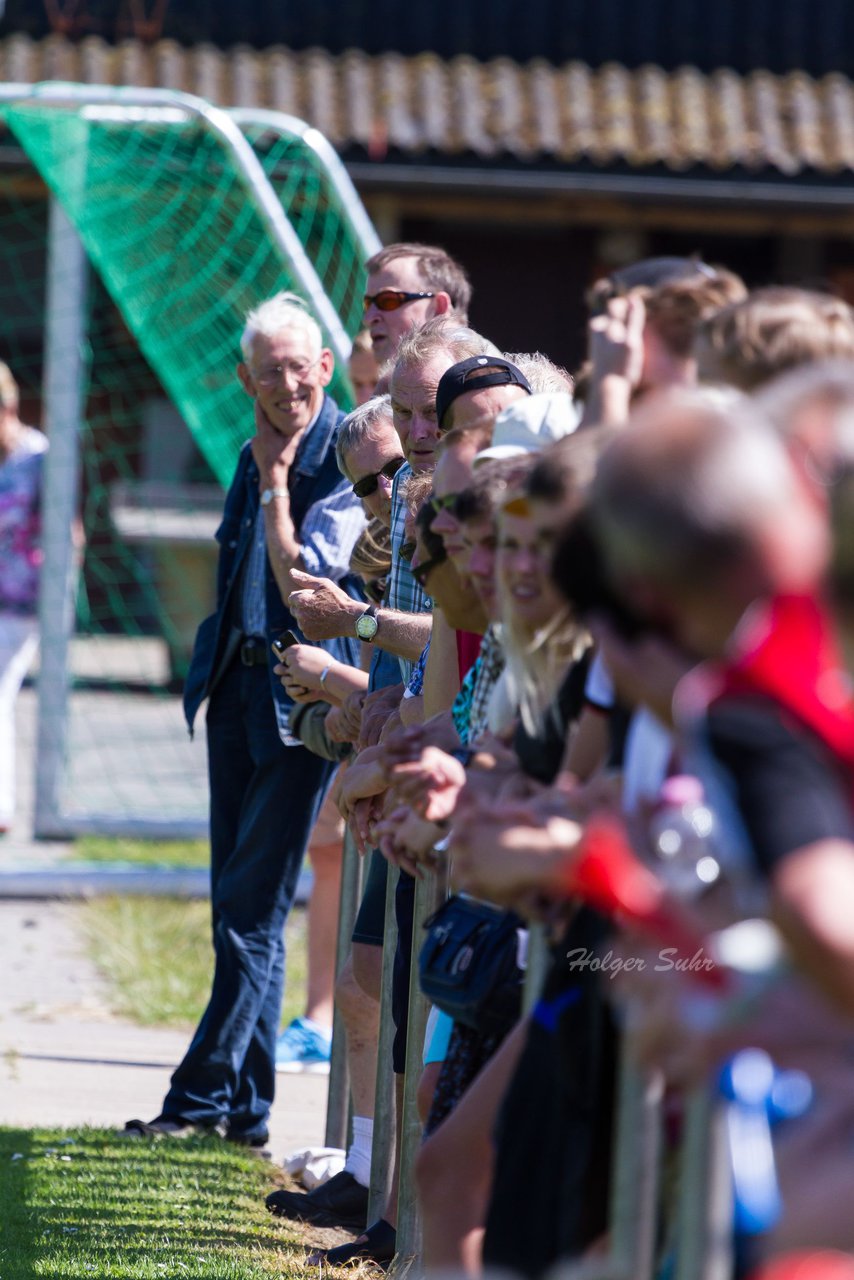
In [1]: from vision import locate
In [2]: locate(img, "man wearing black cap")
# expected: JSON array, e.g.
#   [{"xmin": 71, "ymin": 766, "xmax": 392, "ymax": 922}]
[
  {"xmin": 429, "ymin": 356, "xmax": 533, "ymax": 579},
  {"xmin": 434, "ymin": 353, "xmax": 532, "ymax": 435}
]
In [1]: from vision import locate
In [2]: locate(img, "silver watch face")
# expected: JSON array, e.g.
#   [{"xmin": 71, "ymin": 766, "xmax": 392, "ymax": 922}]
[
  {"xmin": 355, "ymin": 611, "xmax": 378, "ymax": 641},
  {"xmin": 260, "ymin": 488, "xmax": 273, "ymax": 506}
]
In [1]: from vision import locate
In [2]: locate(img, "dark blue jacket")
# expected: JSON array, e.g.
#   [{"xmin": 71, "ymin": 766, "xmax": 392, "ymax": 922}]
[{"xmin": 183, "ymin": 394, "xmax": 357, "ymax": 736}]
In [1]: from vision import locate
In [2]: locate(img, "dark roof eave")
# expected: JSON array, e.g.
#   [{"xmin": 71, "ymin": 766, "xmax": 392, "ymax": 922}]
[{"xmin": 345, "ymin": 157, "xmax": 854, "ymax": 212}]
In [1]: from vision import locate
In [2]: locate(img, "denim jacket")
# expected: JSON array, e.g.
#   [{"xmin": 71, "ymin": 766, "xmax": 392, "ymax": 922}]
[{"xmin": 183, "ymin": 395, "xmax": 359, "ymax": 736}]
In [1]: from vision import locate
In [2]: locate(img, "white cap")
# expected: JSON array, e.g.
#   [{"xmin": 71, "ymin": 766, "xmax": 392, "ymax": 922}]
[{"xmin": 474, "ymin": 392, "xmax": 579, "ymax": 465}]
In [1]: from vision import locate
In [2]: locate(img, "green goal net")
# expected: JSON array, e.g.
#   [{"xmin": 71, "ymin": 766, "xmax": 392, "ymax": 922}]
[{"xmin": 0, "ymin": 87, "xmax": 379, "ymax": 839}]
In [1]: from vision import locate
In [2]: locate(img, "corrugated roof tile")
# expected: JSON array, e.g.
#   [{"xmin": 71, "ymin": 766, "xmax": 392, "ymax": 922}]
[
  {"xmin": 635, "ymin": 63, "xmax": 672, "ymax": 167},
  {"xmin": 528, "ymin": 59, "xmax": 562, "ymax": 157},
  {"xmin": 265, "ymin": 46, "xmax": 299, "ymax": 117},
  {"xmin": 750, "ymin": 71, "xmax": 798, "ymax": 174},
  {"xmin": 3, "ymin": 34, "xmax": 854, "ymax": 175},
  {"xmin": 489, "ymin": 58, "xmax": 529, "ymax": 158},
  {"xmin": 301, "ymin": 50, "xmax": 333, "ymax": 142},
  {"xmin": 560, "ymin": 61, "xmax": 597, "ymax": 163},
  {"xmin": 378, "ymin": 53, "xmax": 420, "ymax": 153},
  {"xmin": 232, "ymin": 43, "xmax": 260, "ymax": 109},
  {"xmin": 595, "ymin": 62, "xmax": 638, "ymax": 165},
  {"xmin": 671, "ymin": 65, "xmax": 712, "ymax": 168},
  {"xmin": 341, "ymin": 49, "xmax": 374, "ymax": 150},
  {"xmin": 451, "ymin": 55, "xmax": 496, "ymax": 156},
  {"xmin": 116, "ymin": 37, "xmax": 150, "ymax": 88},
  {"xmin": 786, "ymin": 71, "xmax": 825, "ymax": 172},
  {"xmin": 823, "ymin": 73, "xmax": 854, "ymax": 172},
  {"xmin": 413, "ymin": 53, "xmax": 449, "ymax": 152},
  {"xmin": 194, "ymin": 42, "xmax": 225, "ymax": 106}
]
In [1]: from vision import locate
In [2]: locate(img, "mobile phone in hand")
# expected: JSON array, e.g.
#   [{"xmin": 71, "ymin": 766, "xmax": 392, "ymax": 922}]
[{"xmin": 271, "ymin": 630, "xmax": 299, "ymax": 659}]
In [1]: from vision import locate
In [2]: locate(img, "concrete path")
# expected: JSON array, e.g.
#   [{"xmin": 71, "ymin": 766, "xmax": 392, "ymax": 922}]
[
  {"xmin": 0, "ymin": 641, "xmax": 328, "ymax": 1160},
  {"xmin": 0, "ymin": 899, "xmax": 328, "ymax": 1160}
]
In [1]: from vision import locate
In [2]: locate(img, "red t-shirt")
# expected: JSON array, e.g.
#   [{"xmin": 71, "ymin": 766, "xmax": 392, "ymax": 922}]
[{"xmin": 455, "ymin": 629, "xmax": 483, "ymax": 681}]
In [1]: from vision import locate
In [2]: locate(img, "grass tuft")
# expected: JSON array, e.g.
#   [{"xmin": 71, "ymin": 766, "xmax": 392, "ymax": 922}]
[
  {"xmin": 79, "ymin": 898, "xmax": 308, "ymax": 1031},
  {"xmin": 72, "ymin": 838, "xmax": 211, "ymax": 869},
  {"xmin": 0, "ymin": 1127, "xmax": 308, "ymax": 1278}
]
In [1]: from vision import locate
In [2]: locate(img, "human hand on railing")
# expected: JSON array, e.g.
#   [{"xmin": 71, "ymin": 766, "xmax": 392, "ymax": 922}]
[
  {"xmin": 334, "ymin": 745, "xmax": 387, "ymax": 820},
  {"xmin": 325, "ymin": 705, "xmax": 350, "ymax": 743},
  {"xmin": 359, "ymin": 682, "xmax": 404, "ymax": 750},
  {"xmin": 336, "ymin": 688, "xmax": 367, "ymax": 743},
  {"xmin": 388, "ymin": 745, "xmax": 467, "ymax": 822},
  {"xmin": 346, "ymin": 794, "xmax": 387, "ymax": 855},
  {"xmin": 373, "ymin": 805, "xmax": 444, "ymax": 878},
  {"xmin": 450, "ymin": 797, "xmax": 583, "ymax": 906}
]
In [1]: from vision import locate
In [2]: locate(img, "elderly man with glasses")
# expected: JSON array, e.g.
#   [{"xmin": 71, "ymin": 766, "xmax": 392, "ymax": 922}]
[{"xmin": 122, "ymin": 290, "xmax": 365, "ymax": 1149}]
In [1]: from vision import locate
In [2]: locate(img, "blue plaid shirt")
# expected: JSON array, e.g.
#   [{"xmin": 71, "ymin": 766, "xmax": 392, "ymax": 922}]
[
  {"xmin": 242, "ymin": 419, "xmax": 365, "ymax": 670},
  {"xmin": 388, "ymin": 462, "xmax": 432, "ymax": 682}
]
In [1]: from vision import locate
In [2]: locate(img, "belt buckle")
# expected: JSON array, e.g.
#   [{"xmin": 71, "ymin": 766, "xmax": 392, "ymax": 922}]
[{"xmin": 240, "ymin": 639, "xmax": 256, "ymax": 667}]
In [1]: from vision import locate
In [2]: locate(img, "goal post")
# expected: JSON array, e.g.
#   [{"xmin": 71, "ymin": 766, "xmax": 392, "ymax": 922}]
[{"xmin": 0, "ymin": 83, "xmax": 380, "ymax": 838}]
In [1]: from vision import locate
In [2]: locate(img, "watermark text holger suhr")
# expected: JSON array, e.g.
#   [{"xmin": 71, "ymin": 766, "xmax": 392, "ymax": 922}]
[{"xmin": 565, "ymin": 947, "xmax": 716, "ymax": 978}]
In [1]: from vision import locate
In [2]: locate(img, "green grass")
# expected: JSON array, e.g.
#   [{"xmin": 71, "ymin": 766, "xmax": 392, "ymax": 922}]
[
  {"xmin": 79, "ymin": 899, "xmax": 309, "ymax": 1032},
  {"xmin": 72, "ymin": 837, "xmax": 210, "ymax": 868},
  {"xmin": 0, "ymin": 1126, "xmax": 305, "ymax": 1278}
]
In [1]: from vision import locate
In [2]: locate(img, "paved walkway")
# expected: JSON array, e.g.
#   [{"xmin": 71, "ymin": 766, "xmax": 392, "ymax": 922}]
[
  {"xmin": 0, "ymin": 643, "xmax": 327, "ymax": 1159},
  {"xmin": 0, "ymin": 899, "xmax": 328, "ymax": 1159}
]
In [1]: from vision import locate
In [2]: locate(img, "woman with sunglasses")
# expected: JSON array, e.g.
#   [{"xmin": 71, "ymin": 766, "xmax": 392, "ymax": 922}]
[{"xmin": 376, "ymin": 447, "xmax": 598, "ymax": 1279}]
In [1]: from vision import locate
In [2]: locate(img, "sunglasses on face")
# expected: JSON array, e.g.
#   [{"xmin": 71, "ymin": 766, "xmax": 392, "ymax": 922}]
[
  {"xmin": 363, "ymin": 290, "xmax": 436, "ymax": 313},
  {"xmin": 431, "ymin": 492, "xmax": 462, "ymax": 518},
  {"xmin": 412, "ymin": 551, "xmax": 447, "ymax": 589},
  {"xmin": 352, "ymin": 456, "xmax": 405, "ymax": 500}
]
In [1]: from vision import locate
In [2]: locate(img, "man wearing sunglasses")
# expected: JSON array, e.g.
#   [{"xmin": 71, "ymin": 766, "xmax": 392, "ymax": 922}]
[{"xmin": 364, "ymin": 242, "xmax": 472, "ymax": 367}]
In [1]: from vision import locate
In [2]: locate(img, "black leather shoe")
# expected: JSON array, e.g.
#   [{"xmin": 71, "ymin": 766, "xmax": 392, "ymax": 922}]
[
  {"xmin": 323, "ymin": 1218, "xmax": 396, "ymax": 1266},
  {"xmin": 266, "ymin": 1170, "xmax": 369, "ymax": 1231},
  {"xmin": 121, "ymin": 1115, "xmax": 226, "ymax": 1140}
]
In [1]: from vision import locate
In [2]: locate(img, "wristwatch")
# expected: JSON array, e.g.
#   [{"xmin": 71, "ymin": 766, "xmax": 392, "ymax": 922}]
[
  {"xmin": 355, "ymin": 603, "xmax": 379, "ymax": 642},
  {"xmin": 260, "ymin": 486, "xmax": 289, "ymax": 506}
]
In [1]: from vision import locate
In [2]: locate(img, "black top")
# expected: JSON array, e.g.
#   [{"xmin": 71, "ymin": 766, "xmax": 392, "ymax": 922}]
[
  {"xmin": 513, "ymin": 648, "xmax": 592, "ymax": 786},
  {"xmin": 707, "ymin": 697, "xmax": 854, "ymax": 879}
]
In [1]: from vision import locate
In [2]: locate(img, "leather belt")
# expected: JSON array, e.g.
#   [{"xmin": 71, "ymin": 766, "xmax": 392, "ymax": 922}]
[{"xmin": 239, "ymin": 637, "xmax": 268, "ymax": 667}]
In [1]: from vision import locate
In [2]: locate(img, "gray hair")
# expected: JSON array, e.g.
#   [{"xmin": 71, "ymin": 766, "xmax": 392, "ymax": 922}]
[
  {"xmin": 392, "ymin": 316, "xmax": 499, "ymax": 379},
  {"xmin": 505, "ymin": 351, "xmax": 575, "ymax": 396},
  {"xmin": 335, "ymin": 394, "xmax": 395, "ymax": 482},
  {"xmin": 240, "ymin": 290, "xmax": 323, "ymax": 362}
]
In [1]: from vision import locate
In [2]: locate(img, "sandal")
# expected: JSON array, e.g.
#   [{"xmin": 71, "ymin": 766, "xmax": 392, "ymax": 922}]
[{"xmin": 323, "ymin": 1218, "xmax": 396, "ymax": 1266}]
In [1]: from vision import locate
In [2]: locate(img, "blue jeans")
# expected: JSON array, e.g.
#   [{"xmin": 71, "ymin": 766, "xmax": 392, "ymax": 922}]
[{"xmin": 162, "ymin": 661, "xmax": 334, "ymax": 1139}]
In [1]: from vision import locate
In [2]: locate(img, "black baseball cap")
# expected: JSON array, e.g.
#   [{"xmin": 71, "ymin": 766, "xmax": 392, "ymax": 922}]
[{"xmin": 435, "ymin": 355, "xmax": 532, "ymax": 430}]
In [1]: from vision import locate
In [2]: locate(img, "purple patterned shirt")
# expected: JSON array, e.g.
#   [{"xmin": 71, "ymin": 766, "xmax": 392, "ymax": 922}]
[{"xmin": 0, "ymin": 426, "xmax": 47, "ymax": 615}]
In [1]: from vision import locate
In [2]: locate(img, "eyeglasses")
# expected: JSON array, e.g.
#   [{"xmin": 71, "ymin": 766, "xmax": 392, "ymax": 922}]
[
  {"xmin": 363, "ymin": 290, "xmax": 435, "ymax": 313},
  {"xmin": 411, "ymin": 551, "xmax": 447, "ymax": 588},
  {"xmin": 253, "ymin": 355, "xmax": 322, "ymax": 387},
  {"xmin": 399, "ymin": 538, "xmax": 417, "ymax": 563},
  {"xmin": 431, "ymin": 492, "xmax": 462, "ymax": 518},
  {"xmin": 352, "ymin": 456, "xmax": 405, "ymax": 499}
]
